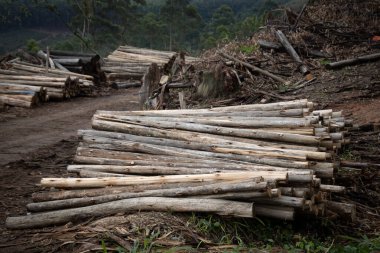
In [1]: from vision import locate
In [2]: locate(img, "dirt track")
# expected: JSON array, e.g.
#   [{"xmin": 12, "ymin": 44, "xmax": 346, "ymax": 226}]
[{"xmin": 0, "ymin": 89, "xmax": 140, "ymax": 165}]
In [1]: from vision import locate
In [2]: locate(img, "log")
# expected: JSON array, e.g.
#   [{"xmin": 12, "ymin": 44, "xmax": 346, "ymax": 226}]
[
  {"xmin": 37, "ymin": 50, "xmax": 55, "ymax": 70},
  {"xmin": 92, "ymin": 117, "xmax": 320, "ymax": 146},
  {"xmin": 0, "ymin": 95, "xmax": 32, "ymax": 108},
  {"xmin": 257, "ymin": 40, "xmax": 282, "ymax": 50},
  {"xmin": 326, "ymin": 53, "xmax": 380, "ymax": 69},
  {"xmin": 255, "ymin": 205, "xmax": 294, "ymax": 220},
  {"xmin": 319, "ymin": 184, "xmax": 346, "ymax": 193},
  {"xmin": 139, "ymin": 63, "xmax": 160, "ymax": 109},
  {"xmin": 27, "ymin": 181, "xmax": 267, "ymax": 212},
  {"xmin": 253, "ymin": 196, "xmax": 305, "ymax": 208},
  {"xmin": 325, "ymin": 200, "xmax": 356, "ymax": 221},
  {"xmin": 218, "ymin": 51, "xmax": 288, "ymax": 84},
  {"xmin": 6, "ymin": 197, "xmax": 254, "ymax": 229},
  {"xmin": 40, "ymin": 171, "xmax": 287, "ymax": 188},
  {"xmin": 275, "ymin": 30, "xmax": 309, "ymax": 75}
]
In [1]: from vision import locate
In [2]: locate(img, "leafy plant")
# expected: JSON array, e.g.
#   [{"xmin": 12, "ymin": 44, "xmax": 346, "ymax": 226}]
[
  {"xmin": 239, "ymin": 44, "xmax": 258, "ymax": 54},
  {"xmin": 26, "ymin": 39, "xmax": 40, "ymax": 53}
]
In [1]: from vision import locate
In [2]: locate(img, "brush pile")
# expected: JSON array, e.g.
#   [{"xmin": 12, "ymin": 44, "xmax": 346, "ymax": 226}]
[{"xmin": 6, "ymin": 99, "xmax": 356, "ymax": 229}]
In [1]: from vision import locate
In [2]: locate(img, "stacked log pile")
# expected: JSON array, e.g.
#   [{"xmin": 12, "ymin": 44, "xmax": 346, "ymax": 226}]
[
  {"xmin": 0, "ymin": 60, "xmax": 95, "ymax": 107},
  {"xmin": 6, "ymin": 99, "xmax": 356, "ymax": 229},
  {"xmin": 103, "ymin": 45, "xmax": 198, "ymax": 86},
  {"xmin": 47, "ymin": 50, "xmax": 106, "ymax": 84}
]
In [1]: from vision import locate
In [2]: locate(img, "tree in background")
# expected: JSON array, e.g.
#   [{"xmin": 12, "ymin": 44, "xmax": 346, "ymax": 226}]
[{"xmin": 160, "ymin": 0, "xmax": 202, "ymax": 51}]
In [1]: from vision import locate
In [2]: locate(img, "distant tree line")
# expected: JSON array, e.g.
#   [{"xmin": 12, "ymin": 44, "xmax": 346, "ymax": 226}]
[{"xmin": 0, "ymin": 0, "xmax": 291, "ymax": 55}]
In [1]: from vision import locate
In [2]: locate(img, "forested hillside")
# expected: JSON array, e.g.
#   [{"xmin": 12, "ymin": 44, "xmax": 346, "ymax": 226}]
[{"xmin": 0, "ymin": 0, "xmax": 305, "ymax": 55}]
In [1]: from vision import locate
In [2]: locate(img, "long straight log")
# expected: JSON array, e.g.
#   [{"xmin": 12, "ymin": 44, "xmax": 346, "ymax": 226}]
[
  {"xmin": 275, "ymin": 30, "xmax": 309, "ymax": 75},
  {"xmin": 92, "ymin": 117, "xmax": 321, "ymax": 146},
  {"xmin": 254, "ymin": 196, "xmax": 305, "ymax": 208},
  {"xmin": 79, "ymin": 129, "xmax": 328, "ymax": 161},
  {"xmin": 40, "ymin": 171, "xmax": 287, "ymax": 188},
  {"xmin": 95, "ymin": 114, "xmax": 319, "ymax": 128},
  {"xmin": 326, "ymin": 53, "xmax": 380, "ymax": 69},
  {"xmin": 0, "ymin": 80, "xmax": 65, "ymax": 88},
  {"xmin": 255, "ymin": 205, "xmax": 294, "ymax": 220},
  {"xmin": 27, "ymin": 181, "xmax": 267, "ymax": 212},
  {"xmin": 82, "ymin": 138, "xmax": 310, "ymax": 168},
  {"xmin": 0, "ymin": 95, "xmax": 32, "ymax": 108},
  {"xmin": 6, "ymin": 197, "xmax": 255, "ymax": 229}
]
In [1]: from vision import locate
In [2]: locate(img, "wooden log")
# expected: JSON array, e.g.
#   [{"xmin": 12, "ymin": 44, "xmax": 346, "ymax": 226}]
[
  {"xmin": 325, "ymin": 201, "xmax": 356, "ymax": 221},
  {"xmin": 79, "ymin": 170, "xmax": 133, "ymax": 178},
  {"xmin": 275, "ymin": 30, "xmax": 309, "ymax": 75},
  {"xmin": 198, "ymin": 190, "xmax": 277, "ymax": 200},
  {"xmin": 326, "ymin": 53, "xmax": 380, "ymax": 69},
  {"xmin": 218, "ymin": 51, "xmax": 288, "ymax": 84},
  {"xmin": 69, "ymin": 164, "xmax": 239, "ymax": 175},
  {"xmin": 27, "ymin": 181, "xmax": 267, "ymax": 212},
  {"xmin": 92, "ymin": 117, "xmax": 320, "ymax": 146},
  {"xmin": 254, "ymin": 196, "xmax": 305, "ymax": 208},
  {"xmin": 0, "ymin": 95, "xmax": 32, "ymax": 108},
  {"xmin": 54, "ymin": 58, "xmax": 83, "ymax": 66},
  {"xmin": 40, "ymin": 171, "xmax": 287, "ymax": 188},
  {"xmin": 319, "ymin": 184, "xmax": 345, "ymax": 193},
  {"xmin": 80, "ymin": 131, "xmax": 323, "ymax": 162},
  {"xmin": 82, "ymin": 138, "xmax": 309, "ymax": 169},
  {"xmin": 6, "ymin": 197, "xmax": 254, "ymax": 229},
  {"xmin": 257, "ymin": 40, "xmax": 282, "ymax": 50},
  {"xmin": 96, "ymin": 114, "xmax": 319, "ymax": 128},
  {"xmin": 37, "ymin": 50, "xmax": 55, "ymax": 70},
  {"xmin": 255, "ymin": 205, "xmax": 294, "ymax": 220}
]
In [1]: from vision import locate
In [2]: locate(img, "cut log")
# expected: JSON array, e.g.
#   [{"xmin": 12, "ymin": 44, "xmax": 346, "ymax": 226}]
[
  {"xmin": 40, "ymin": 171, "xmax": 287, "ymax": 188},
  {"xmin": 275, "ymin": 30, "xmax": 309, "ymax": 75},
  {"xmin": 6, "ymin": 197, "xmax": 255, "ymax": 229},
  {"xmin": 326, "ymin": 53, "xmax": 380, "ymax": 69},
  {"xmin": 27, "ymin": 181, "xmax": 267, "ymax": 212}
]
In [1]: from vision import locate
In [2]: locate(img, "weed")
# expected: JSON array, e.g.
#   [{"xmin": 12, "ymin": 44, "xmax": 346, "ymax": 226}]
[{"xmin": 239, "ymin": 44, "xmax": 259, "ymax": 54}]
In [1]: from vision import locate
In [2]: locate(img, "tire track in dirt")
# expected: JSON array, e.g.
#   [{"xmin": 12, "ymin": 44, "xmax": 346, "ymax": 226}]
[{"xmin": 0, "ymin": 89, "xmax": 140, "ymax": 165}]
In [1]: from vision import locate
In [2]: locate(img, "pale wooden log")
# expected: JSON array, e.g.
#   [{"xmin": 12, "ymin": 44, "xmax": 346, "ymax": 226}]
[
  {"xmin": 0, "ymin": 80, "xmax": 65, "ymax": 88},
  {"xmin": 118, "ymin": 45, "xmax": 176, "ymax": 58},
  {"xmin": 70, "ymin": 165, "xmax": 238, "ymax": 175},
  {"xmin": 98, "ymin": 99, "xmax": 310, "ymax": 115},
  {"xmin": 280, "ymin": 187, "xmax": 311, "ymax": 198},
  {"xmin": 0, "ymin": 95, "xmax": 32, "ymax": 108},
  {"xmin": 32, "ymin": 181, "xmax": 224, "ymax": 202},
  {"xmin": 82, "ymin": 138, "xmax": 309, "ymax": 169},
  {"xmin": 11, "ymin": 62, "xmax": 93, "ymax": 80},
  {"xmin": 254, "ymin": 196, "xmax": 305, "ymax": 208},
  {"xmin": 40, "ymin": 172, "xmax": 287, "ymax": 188},
  {"xmin": 79, "ymin": 170, "xmax": 133, "ymax": 178},
  {"xmin": 324, "ymin": 200, "xmax": 356, "ymax": 221},
  {"xmin": 81, "ymin": 134, "xmax": 310, "ymax": 162},
  {"xmin": 98, "ymin": 108, "xmax": 309, "ymax": 118},
  {"xmin": 54, "ymin": 58, "xmax": 83, "ymax": 66},
  {"xmin": 255, "ymin": 205, "xmax": 294, "ymax": 220},
  {"xmin": 6, "ymin": 197, "xmax": 254, "ymax": 229},
  {"xmin": 27, "ymin": 181, "xmax": 266, "ymax": 212},
  {"xmin": 37, "ymin": 50, "xmax": 55, "ymax": 70},
  {"xmin": 275, "ymin": 30, "xmax": 309, "ymax": 75},
  {"xmin": 96, "ymin": 114, "xmax": 319, "ymax": 128},
  {"xmin": 52, "ymin": 60, "xmax": 70, "ymax": 72},
  {"xmin": 326, "ymin": 53, "xmax": 380, "ymax": 69},
  {"xmin": 0, "ymin": 75, "xmax": 68, "ymax": 82},
  {"xmin": 79, "ymin": 129, "xmax": 328, "ymax": 161},
  {"xmin": 319, "ymin": 184, "xmax": 346, "ymax": 193},
  {"xmin": 198, "ymin": 191, "xmax": 276, "ymax": 200},
  {"xmin": 219, "ymin": 51, "xmax": 287, "ymax": 84},
  {"xmin": 92, "ymin": 118, "xmax": 320, "ymax": 146}
]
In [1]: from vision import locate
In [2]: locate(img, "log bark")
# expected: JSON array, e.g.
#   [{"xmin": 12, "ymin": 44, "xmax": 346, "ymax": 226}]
[
  {"xmin": 326, "ymin": 53, "xmax": 380, "ymax": 69},
  {"xmin": 6, "ymin": 197, "xmax": 254, "ymax": 229},
  {"xmin": 27, "ymin": 181, "xmax": 267, "ymax": 212},
  {"xmin": 40, "ymin": 171, "xmax": 287, "ymax": 188},
  {"xmin": 255, "ymin": 205, "xmax": 294, "ymax": 220},
  {"xmin": 275, "ymin": 30, "xmax": 309, "ymax": 75}
]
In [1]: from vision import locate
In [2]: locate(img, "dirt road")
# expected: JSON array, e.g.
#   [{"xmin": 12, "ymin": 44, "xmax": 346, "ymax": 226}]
[{"xmin": 0, "ymin": 89, "xmax": 140, "ymax": 165}]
